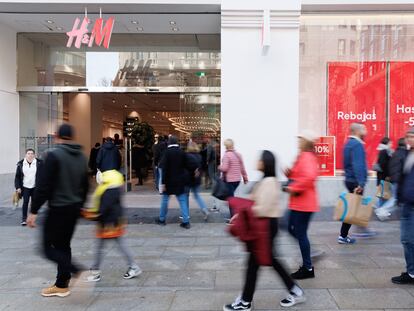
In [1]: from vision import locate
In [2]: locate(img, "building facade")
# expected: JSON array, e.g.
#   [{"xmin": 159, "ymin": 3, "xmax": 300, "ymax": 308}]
[{"xmin": 1, "ymin": 0, "xmax": 413, "ymax": 205}]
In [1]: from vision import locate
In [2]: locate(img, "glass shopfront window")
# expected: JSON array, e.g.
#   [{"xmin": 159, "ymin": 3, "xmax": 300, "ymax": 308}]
[
  {"xmin": 17, "ymin": 33, "xmax": 220, "ymax": 88},
  {"xmin": 299, "ymin": 14, "xmax": 414, "ymax": 171}
]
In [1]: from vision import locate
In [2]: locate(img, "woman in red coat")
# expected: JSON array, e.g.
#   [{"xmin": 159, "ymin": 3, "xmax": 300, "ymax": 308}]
[{"xmin": 283, "ymin": 130, "xmax": 320, "ymax": 280}]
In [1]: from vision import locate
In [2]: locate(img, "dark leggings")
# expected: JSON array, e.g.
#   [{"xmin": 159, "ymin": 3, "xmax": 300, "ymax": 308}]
[
  {"xmin": 242, "ymin": 218, "xmax": 296, "ymax": 303},
  {"xmin": 340, "ymin": 182, "xmax": 360, "ymax": 238},
  {"xmin": 288, "ymin": 210, "xmax": 313, "ymax": 269}
]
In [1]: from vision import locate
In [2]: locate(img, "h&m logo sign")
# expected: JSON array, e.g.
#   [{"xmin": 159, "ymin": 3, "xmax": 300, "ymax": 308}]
[{"xmin": 66, "ymin": 16, "xmax": 114, "ymax": 49}]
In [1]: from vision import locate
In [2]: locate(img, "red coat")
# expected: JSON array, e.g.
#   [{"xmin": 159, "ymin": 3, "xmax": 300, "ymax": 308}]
[
  {"xmin": 287, "ymin": 151, "xmax": 320, "ymax": 212},
  {"xmin": 227, "ymin": 197, "xmax": 272, "ymax": 266}
]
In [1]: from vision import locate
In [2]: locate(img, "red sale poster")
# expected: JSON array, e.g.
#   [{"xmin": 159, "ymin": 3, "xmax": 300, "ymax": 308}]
[
  {"xmin": 314, "ymin": 136, "xmax": 335, "ymax": 176},
  {"xmin": 328, "ymin": 62, "xmax": 387, "ymax": 170},
  {"xmin": 389, "ymin": 62, "xmax": 414, "ymax": 144}
]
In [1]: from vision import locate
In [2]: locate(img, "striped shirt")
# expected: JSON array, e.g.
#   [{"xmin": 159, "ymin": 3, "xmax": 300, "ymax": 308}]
[{"xmin": 219, "ymin": 150, "xmax": 248, "ymax": 183}]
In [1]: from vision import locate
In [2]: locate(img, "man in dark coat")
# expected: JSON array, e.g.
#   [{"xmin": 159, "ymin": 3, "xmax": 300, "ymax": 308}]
[
  {"xmin": 96, "ymin": 137, "xmax": 121, "ymax": 172},
  {"xmin": 27, "ymin": 124, "xmax": 89, "ymax": 298},
  {"xmin": 88, "ymin": 143, "xmax": 101, "ymax": 176},
  {"xmin": 155, "ymin": 136, "xmax": 190, "ymax": 229},
  {"xmin": 152, "ymin": 135, "xmax": 167, "ymax": 190},
  {"xmin": 132, "ymin": 143, "xmax": 147, "ymax": 186}
]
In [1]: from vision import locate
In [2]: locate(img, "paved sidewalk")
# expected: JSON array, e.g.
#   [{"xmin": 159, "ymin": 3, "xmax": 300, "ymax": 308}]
[{"xmin": 0, "ymin": 219, "xmax": 413, "ymax": 311}]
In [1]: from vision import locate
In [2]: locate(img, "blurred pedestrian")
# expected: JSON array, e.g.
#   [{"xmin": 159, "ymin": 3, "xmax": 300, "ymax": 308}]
[
  {"xmin": 96, "ymin": 137, "xmax": 121, "ymax": 173},
  {"xmin": 132, "ymin": 143, "xmax": 147, "ymax": 186},
  {"xmin": 14, "ymin": 148, "xmax": 42, "ymax": 226},
  {"xmin": 186, "ymin": 142, "xmax": 209, "ymax": 221},
  {"xmin": 84, "ymin": 170, "xmax": 142, "ymax": 282},
  {"xmin": 218, "ymin": 139, "xmax": 248, "ymax": 217},
  {"xmin": 88, "ymin": 143, "xmax": 101, "ymax": 176},
  {"xmin": 392, "ymin": 128, "xmax": 414, "ymax": 285},
  {"xmin": 155, "ymin": 136, "xmax": 191, "ymax": 229},
  {"xmin": 224, "ymin": 151, "xmax": 305, "ymax": 311},
  {"xmin": 153, "ymin": 134, "xmax": 167, "ymax": 190},
  {"xmin": 338, "ymin": 123, "xmax": 375, "ymax": 243},
  {"xmin": 374, "ymin": 137, "xmax": 394, "ymax": 219},
  {"xmin": 27, "ymin": 124, "xmax": 89, "ymax": 298},
  {"xmin": 283, "ymin": 130, "xmax": 319, "ymax": 280}
]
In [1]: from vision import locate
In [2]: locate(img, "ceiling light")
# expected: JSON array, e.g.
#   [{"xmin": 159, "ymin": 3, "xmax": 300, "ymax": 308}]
[
  {"xmin": 137, "ymin": 27, "xmax": 144, "ymax": 31},
  {"xmin": 170, "ymin": 21, "xmax": 176, "ymax": 25},
  {"xmin": 172, "ymin": 27, "xmax": 179, "ymax": 32},
  {"xmin": 56, "ymin": 27, "xmax": 63, "ymax": 31},
  {"xmin": 46, "ymin": 20, "xmax": 54, "ymax": 24},
  {"xmin": 198, "ymin": 61, "xmax": 205, "ymax": 69},
  {"xmin": 131, "ymin": 21, "xmax": 139, "ymax": 24}
]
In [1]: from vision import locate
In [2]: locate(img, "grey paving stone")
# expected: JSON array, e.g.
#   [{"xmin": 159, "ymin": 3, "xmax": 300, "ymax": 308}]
[
  {"xmin": 330, "ymin": 288, "xmax": 414, "ymax": 309},
  {"xmin": 162, "ymin": 246, "xmax": 219, "ymax": 258},
  {"xmin": 350, "ymin": 268, "xmax": 404, "ymax": 288},
  {"xmin": 106, "ymin": 245, "xmax": 165, "ymax": 258},
  {"xmin": 218, "ymin": 244, "xmax": 248, "ymax": 257},
  {"xmin": 170, "ymin": 289, "xmax": 237, "ymax": 311},
  {"xmin": 134, "ymin": 258, "xmax": 188, "ymax": 271},
  {"xmin": 186, "ymin": 257, "xmax": 245, "ymax": 271},
  {"xmin": 215, "ymin": 269, "xmax": 287, "ymax": 290},
  {"xmin": 327, "ymin": 244, "xmax": 394, "ymax": 256},
  {"xmin": 195, "ymin": 236, "xmax": 238, "ymax": 246},
  {"xmin": 311, "ymin": 255, "xmax": 379, "ymax": 269},
  {"xmin": 0, "ymin": 292, "xmax": 95, "ymax": 311},
  {"xmin": 369, "ymin": 255, "xmax": 407, "ymax": 268},
  {"xmin": 143, "ymin": 271, "xmax": 215, "ymax": 289},
  {"xmin": 86, "ymin": 290, "xmax": 175, "ymax": 311},
  {"xmin": 298, "ymin": 269, "xmax": 362, "ymax": 289},
  {"xmin": 141, "ymin": 237, "xmax": 196, "ymax": 247}
]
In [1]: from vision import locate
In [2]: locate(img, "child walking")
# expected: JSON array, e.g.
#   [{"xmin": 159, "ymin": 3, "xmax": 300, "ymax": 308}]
[{"xmin": 83, "ymin": 169, "xmax": 141, "ymax": 282}]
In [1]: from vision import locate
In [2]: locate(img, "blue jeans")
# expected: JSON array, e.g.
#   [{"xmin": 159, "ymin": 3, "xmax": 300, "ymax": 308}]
[
  {"xmin": 159, "ymin": 193, "xmax": 189, "ymax": 223},
  {"xmin": 401, "ymin": 204, "xmax": 414, "ymax": 275},
  {"xmin": 186, "ymin": 186, "xmax": 208, "ymax": 213},
  {"xmin": 288, "ymin": 210, "xmax": 313, "ymax": 269}
]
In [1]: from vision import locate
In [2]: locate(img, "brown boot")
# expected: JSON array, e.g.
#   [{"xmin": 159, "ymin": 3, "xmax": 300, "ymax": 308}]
[{"xmin": 41, "ymin": 285, "xmax": 70, "ymax": 297}]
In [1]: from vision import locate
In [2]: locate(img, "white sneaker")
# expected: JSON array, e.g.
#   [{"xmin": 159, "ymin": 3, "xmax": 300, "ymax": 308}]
[
  {"xmin": 85, "ymin": 270, "xmax": 101, "ymax": 282},
  {"xmin": 280, "ymin": 293, "xmax": 306, "ymax": 307},
  {"xmin": 123, "ymin": 266, "xmax": 142, "ymax": 279}
]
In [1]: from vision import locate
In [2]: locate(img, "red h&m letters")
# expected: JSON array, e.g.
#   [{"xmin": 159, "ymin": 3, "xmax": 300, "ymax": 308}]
[{"xmin": 66, "ymin": 17, "xmax": 114, "ymax": 49}]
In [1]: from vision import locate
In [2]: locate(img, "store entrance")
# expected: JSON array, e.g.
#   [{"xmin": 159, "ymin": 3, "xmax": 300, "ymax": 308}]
[{"xmin": 68, "ymin": 91, "xmax": 221, "ymax": 192}]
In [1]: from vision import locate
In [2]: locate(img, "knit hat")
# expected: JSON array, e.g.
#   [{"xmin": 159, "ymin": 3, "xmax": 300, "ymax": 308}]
[
  {"xmin": 298, "ymin": 129, "xmax": 318, "ymax": 143},
  {"xmin": 57, "ymin": 124, "xmax": 74, "ymax": 140}
]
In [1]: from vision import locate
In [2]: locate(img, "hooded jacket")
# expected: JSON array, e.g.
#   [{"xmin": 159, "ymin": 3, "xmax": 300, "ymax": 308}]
[
  {"xmin": 96, "ymin": 141, "xmax": 121, "ymax": 172},
  {"xmin": 31, "ymin": 144, "xmax": 89, "ymax": 214},
  {"xmin": 376, "ymin": 144, "xmax": 393, "ymax": 182}
]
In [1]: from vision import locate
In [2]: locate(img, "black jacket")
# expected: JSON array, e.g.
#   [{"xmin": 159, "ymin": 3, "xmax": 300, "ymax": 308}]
[
  {"xmin": 14, "ymin": 158, "xmax": 42, "ymax": 190},
  {"xmin": 88, "ymin": 147, "xmax": 100, "ymax": 171},
  {"xmin": 389, "ymin": 146, "xmax": 408, "ymax": 184},
  {"xmin": 96, "ymin": 142, "xmax": 121, "ymax": 172},
  {"xmin": 159, "ymin": 145, "xmax": 188, "ymax": 195},
  {"xmin": 99, "ymin": 188, "xmax": 124, "ymax": 226},
  {"xmin": 376, "ymin": 148, "xmax": 392, "ymax": 183},
  {"xmin": 132, "ymin": 145, "xmax": 147, "ymax": 170},
  {"xmin": 186, "ymin": 152, "xmax": 202, "ymax": 187},
  {"xmin": 31, "ymin": 144, "xmax": 89, "ymax": 214},
  {"xmin": 399, "ymin": 152, "xmax": 414, "ymax": 204},
  {"xmin": 153, "ymin": 141, "xmax": 167, "ymax": 166}
]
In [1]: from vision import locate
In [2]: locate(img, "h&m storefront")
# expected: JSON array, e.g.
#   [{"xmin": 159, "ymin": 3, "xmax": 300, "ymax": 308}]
[{"xmin": 1, "ymin": 0, "xmax": 414, "ymax": 205}]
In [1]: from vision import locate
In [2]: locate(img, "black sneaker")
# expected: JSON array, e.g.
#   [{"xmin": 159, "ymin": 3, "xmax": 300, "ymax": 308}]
[
  {"xmin": 180, "ymin": 222, "xmax": 191, "ymax": 229},
  {"xmin": 155, "ymin": 218, "xmax": 166, "ymax": 226},
  {"xmin": 291, "ymin": 266, "xmax": 315, "ymax": 280},
  {"xmin": 21, "ymin": 221, "xmax": 27, "ymax": 226},
  {"xmin": 223, "ymin": 296, "xmax": 251, "ymax": 311},
  {"xmin": 391, "ymin": 272, "xmax": 414, "ymax": 284}
]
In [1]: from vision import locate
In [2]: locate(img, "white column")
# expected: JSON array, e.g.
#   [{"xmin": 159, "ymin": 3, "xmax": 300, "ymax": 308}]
[
  {"xmin": 221, "ymin": 0, "xmax": 301, "ymax": 180},
  {"xmin": 0, "ymin": 22, "xmax": 18, "ymax": 175}
]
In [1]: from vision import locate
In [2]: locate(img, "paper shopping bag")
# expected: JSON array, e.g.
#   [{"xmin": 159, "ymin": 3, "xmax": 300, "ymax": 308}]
[{"xmin": 334, "ymin": 192, "xmax": 374, "ymax": 227}]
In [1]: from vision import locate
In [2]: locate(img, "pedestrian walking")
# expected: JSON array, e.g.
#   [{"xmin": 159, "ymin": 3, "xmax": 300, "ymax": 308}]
[
  {"xmin": 155, "ymin": 136, "xmax": 191, "ymax": 229},
  {"xmin": 185, "ymin": 142, "xmax": 209, "ymax": 221},
  {"xmin": 283, "ymin": 130, "xmax": 319, "ymax": 280},
  {"xmin": 27, "ymin": 124, "xmax": 89, "ymax": 298},
  {"xmin": 224, "ymin": 151, "xmax": 305, "ymax": 311},
  {"xmin": 14, "ymin": 148, "xmax": 42, "ymax": 226},
  {"xmin": 132, "ymin": 143, "xmax": 147, "ymax": 186},
  {"xmin": 84, "ymin": 169, "xmax": 142, "ymax": 282},
  {"xmin": 391, "ymin": 128, "xmax": 414, "ymax": 285},
  {"xmin": 338, "ymin": 123, "xmax": 375, "ymax": 243},
  {"xmin": 152, "ymin": 134, "xmax": 167, "ymax": 190},
  {"xmin": 218, "ymin": 139, "xmax": 248, "ymax": 217},
  {"xmin": 374, "ymin": 137, "xmax": 394, "ymax": 219},
  {"xmin": 88, "ymin": 143, "xmax": 100, "ymax": 176},
  {"xmin": 96, "ymin": 137, "xmax": 121, "ymax": 173},
  {"xmin": 206, "ymin": 138, "xmax": 217, "ymax": 188}
]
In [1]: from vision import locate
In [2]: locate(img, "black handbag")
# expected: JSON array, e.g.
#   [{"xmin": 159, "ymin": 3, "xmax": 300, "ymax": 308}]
[{"xmin": 212, "ymin": 177, "xmax": 231, "ymax": 200}]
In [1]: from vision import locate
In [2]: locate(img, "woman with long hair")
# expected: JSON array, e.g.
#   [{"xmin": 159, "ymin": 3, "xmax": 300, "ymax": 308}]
[{"xmin": 223, "ymin": 150, "xmax": 305, "ymax": 311}]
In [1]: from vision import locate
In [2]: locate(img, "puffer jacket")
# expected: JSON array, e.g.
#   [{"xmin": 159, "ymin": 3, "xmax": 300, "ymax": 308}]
[{"xmin": 227, "ymin": 197, "xmax": 272, "ymax": 266}]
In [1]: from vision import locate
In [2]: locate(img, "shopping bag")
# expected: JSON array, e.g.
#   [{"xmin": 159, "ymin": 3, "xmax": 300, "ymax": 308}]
[
  {"xmin": 12, "ymin": 191, "xmax": 21, "ymax": 209},
  {"xmin": 334, "ymin": 192, "xmax": 373, "ymax": 227},
  {"xmin": 376, "ymin": 180, "xmax": 392, "ymax": 200}
]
